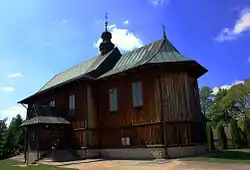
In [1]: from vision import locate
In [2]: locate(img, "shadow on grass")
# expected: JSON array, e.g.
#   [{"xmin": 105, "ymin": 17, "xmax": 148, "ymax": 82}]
[
  {"xmin": 182, "ymin": 149, "xmax": 250, "ymax": 164},
  {"xmin": 210, "ymin": 150, "xmax": 250, "ymax": 161}
]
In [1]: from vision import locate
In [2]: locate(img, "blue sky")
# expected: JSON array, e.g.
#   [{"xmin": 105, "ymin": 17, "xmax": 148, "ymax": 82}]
[{"xmin": 0, "ymin": 0, "xmax": 250, "ymax": 124}]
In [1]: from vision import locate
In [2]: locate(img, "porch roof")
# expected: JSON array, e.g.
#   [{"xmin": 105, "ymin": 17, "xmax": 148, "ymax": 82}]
[{"xmin": 20, "ymin": 116, "xmax": 70, "ymax": 127}]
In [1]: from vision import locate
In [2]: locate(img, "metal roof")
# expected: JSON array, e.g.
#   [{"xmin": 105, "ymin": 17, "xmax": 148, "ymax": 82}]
[
  {"xmin": 98, "ymin": 39, "xmax": 165, "ymax": 78},
  {"xmin": 38, "ymin": 48, "xmax": 116, "ymax": 92},
  {"xmin": 18, "ymin": 37, "xmax": 207, "ymax": 104},
  {"xmin": 98, "ymin": 37, "xmax": 193, "ymax": 79},
  {"xmin": 21, "ymin": 116, "xmax": 70, "ymax": 127},
  {"xmin": 21, "ymin": 104, "xmax": 70, "ymax": 126}
]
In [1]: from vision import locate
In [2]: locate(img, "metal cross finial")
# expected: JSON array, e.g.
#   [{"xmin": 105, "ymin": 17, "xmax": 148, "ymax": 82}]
[
  {"xmin": 162, "ymin": 24, "xmax": 166, "ymax": 38},
  {"xmin": 105, "ymin": 13, "xmax": 108, "ymax": 32}
]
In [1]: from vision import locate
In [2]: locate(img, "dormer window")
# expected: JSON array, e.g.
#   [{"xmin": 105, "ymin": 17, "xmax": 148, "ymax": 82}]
[{"xmin": 50, "ymin": 100, "xmax": 55, "ymax": 107}]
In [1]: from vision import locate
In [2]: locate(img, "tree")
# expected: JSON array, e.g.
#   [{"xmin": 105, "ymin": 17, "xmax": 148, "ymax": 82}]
[
  {"xmin": 206, "ymin": 123, "xmax": 215, "ymax": 151},
  {"xmin": 4, "ymin": 114, "xmax": 24, "ymax": 155},
  {"xmin": 230, "ymin": 119, "xmax": 241, "ymax": 148},
  {"xmin": 244, "ymin": 118, "xmax": 250, "ymax": 147},
  {"xmin": 217, "ymin": 121, "xmax": 228, "ymax": 150},
  {"xmin": 0, "ymin": 118, "xmax": 7, "ymax": 158},
  {"xmin": 221, "ymin": 79, "xmax": 250, "ymax": 120},
  {"xmin": 199, "ymin": 86, "xmax": 214, "ymax": 115},
  {"xmin": 209, "ymin": 89, "xmax": 229, "ymax": 126}
]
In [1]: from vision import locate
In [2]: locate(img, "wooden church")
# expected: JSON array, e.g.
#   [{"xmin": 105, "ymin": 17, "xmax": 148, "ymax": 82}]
[{"xmin": 18, "ymin": 18, "xmax": 208, "ymax": 163}]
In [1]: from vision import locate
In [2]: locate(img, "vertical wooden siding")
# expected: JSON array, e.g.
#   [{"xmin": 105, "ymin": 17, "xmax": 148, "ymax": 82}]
[
  {"xmin": 95, "ymin": 68, "xmax": 163, "ymax": 148},
  {"xmin": 158, "ymin": 71, "xmax": 204, "ymax": 146},
  {"xmin": 27, "ymin": 81, "xmax": 89, "ymax": 149}
]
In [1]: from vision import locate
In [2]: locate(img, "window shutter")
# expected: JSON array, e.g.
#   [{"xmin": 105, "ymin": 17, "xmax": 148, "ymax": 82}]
[
  {"xmin": 72, "ymin": 94, "xmax": 75, "ymax": 110},
  {"xmin": 137, "ymin": 82, "xmax": 143, "ymax": 106},
  {"xmin": 113, "ymin": 88, "xmax": 118, "ymax": 111},
  {"xmin": 132, "ymin": 81, "xmax": 143, "ymax": 107},
  {"xmin": 132, "ymin": 83, "xmax": 137, "ymax": 107},
  {"xmin": 109, "ymin": 88, "xmax": 118, "ymax": 112}
]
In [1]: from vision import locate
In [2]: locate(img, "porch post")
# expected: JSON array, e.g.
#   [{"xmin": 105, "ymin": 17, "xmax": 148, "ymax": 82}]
[{"xmin": 36, "ymin": 125, "xmax": 40, "ymax": 160}]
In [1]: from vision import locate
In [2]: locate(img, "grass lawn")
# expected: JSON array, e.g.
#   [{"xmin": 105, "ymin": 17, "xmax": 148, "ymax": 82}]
[
  {"xmin": 0, "ymin": 159, "xmax": 75, "ymax": 170},
  {"xmin": 182, "ymin": 149, "xmax": 250, "ymax": 164}
]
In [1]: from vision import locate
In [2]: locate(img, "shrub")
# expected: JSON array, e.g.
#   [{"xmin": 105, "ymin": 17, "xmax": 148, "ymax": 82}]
[
  {"xmin": 217, "ymin": 121, "xmax": 228, "ymax": 150},
  {"xmin": 230, "ymin": 119, "xmax": 241, "ymax": 148},
  {"xmin": 206, "ymin": 123, "xmax": 215, "ymax": 151},
  {"xmin": 244, "ymin": 118, "xmax": 250, "ymax": 147}
]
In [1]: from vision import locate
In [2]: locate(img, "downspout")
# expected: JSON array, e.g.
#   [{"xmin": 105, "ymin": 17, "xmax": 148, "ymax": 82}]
[
  {"xmin": 84, "ymin": 84, "xmax": 88, "ymax": 159},
  {"xmin": 21, "ymin": 103, "xmax": 28, "ymax": 164},
  {"xmin": 158, "ymin": 77, "xmax": 168, "ymax": 158}
]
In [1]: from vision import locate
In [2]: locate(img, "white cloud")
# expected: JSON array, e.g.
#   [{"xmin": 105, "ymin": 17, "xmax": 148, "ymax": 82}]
[
  {"xmin": 7, "ymin": 72, "xmax": 23, "ymax": 78},
  {"xmin": 52, "ymin": 19, "xmax": 68, "ymax": 25},
  {"xmin": 123, "ymin": 20, "xmax": 129, "ymax": 24},
  {"xmin": 0, "ymin": 105, "xmax": 26, "ymax": 125},
  {"xmin": 0, "ymin": 86, "xmax": 15, "ymax": 92},
  {"xmin": 151, "ymin": 0, "xmax": 168, "ymax": 6},
  {"xmin": 212, "ymin": 80, "xmax": 244, "ymax": 95},
  {"xmin": 61, "ymin": 19, "xmax": 68, "ymax": 24},
  {"xmin": 94, "ymin": 24, "xmax": 143, "ymax": 52},
  {"xmin": 215, "ymin": 8, "xmax": 250, "ymax": 42}
]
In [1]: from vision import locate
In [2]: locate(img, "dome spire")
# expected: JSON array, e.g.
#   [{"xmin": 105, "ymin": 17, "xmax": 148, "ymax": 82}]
[
  {"xmin": 162, "ymin": 24, "xmax": 166, "ymax": 39},
  {"xmin": 105, "ymin": 13, "xmax": 108, "ymax": 32},
  {"xmin": 99, "ymin": 13, "xmax": 115, "ymax": 55}
]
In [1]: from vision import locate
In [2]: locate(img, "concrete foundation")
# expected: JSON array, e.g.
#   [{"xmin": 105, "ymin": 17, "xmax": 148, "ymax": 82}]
[
  {"xmin": 76, "ymin": 149, "xmax": 101, "ymax": 159},
  {"xmin": 30, "ymin": 144, "xmax": 206, "ymax": 162},
  {"xmin": 101, "ymin": 148, "xmax": 166, "ymax": 159},
  {"xmin": 167, "ymin": 144, "xmax": 206, "ymax": 158}
]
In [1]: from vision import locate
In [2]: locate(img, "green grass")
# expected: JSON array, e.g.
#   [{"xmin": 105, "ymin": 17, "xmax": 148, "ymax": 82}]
[
  {"xmin": 0, "ymin": 159, "xmax": 74, "ymax": 170},
  {"xmin": 182, "ymin": 149, "xmax": 250, "ymax": 164}
]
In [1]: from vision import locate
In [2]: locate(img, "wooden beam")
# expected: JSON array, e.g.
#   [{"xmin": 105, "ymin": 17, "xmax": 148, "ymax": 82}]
[
  {"xmin": 158, "ymin": 76, "xmax": 168, "ymax": 157},
  {"xmin": 119, "ymin": 121, "xmax": 162, "ymax": 129}
]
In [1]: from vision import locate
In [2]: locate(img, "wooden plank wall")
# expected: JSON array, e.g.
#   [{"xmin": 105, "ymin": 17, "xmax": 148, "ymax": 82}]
[
  {"xmin": 94, "ymin": 68, "xmax": 163, "ymax": 148},
  {"xmin": 95, "ymin": 66, "xmax": 205, "ymax": 149},
  {"xmin": 27, "ymin": 81, "xmax": 89, "ymax": 149},
  {"xmin": 158, "ymin": 71, "xmax": 205, "ymax": 146}
]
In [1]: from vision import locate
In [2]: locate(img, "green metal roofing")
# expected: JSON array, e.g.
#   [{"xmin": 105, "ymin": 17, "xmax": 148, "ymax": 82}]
[
  {"xmin": 149, "ymin": 51, "xmax": 191, "ymax": 63},
  {"xmin": 38, "ymin": 48, "xmax": 116, "ymax": 92},
  {"xmin": 98, "ymin": 37, "xmax": 192, "ymax": 79},
  {"xmin": 21, "ymin": 116, "xmax": 70, "ymax": 126},
  {"xmin": 18, "ymin": 36, "xmax": 206, "ymax": 103},
  {"xmin": 98, "ymin": 39, "xmax": 165, "ymax": 78}
]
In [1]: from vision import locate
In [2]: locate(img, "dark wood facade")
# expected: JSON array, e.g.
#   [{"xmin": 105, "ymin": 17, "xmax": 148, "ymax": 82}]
[
  {"xmin": 20, "ymin": 35, "xmax": 207, "ymax": 161},
  {"xmin": 24, "ymin": 64, "xmax": 205, "ymax": 152},
  {"xmin": 94, "ymin": 64, "xmax": 205, "ymax": 149}
]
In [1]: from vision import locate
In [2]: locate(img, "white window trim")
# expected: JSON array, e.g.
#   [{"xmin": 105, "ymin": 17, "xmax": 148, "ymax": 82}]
[
  {"xmin": 132, "ymin": 81, "xmax": 143, "ymax": 107},
  {"xmin": 109, "ymin": 88, "xmax": 118, "ymax": 112},
  {"xmin": 121, "ymin": 137, "xmax": 131, "ymax": 146}
]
